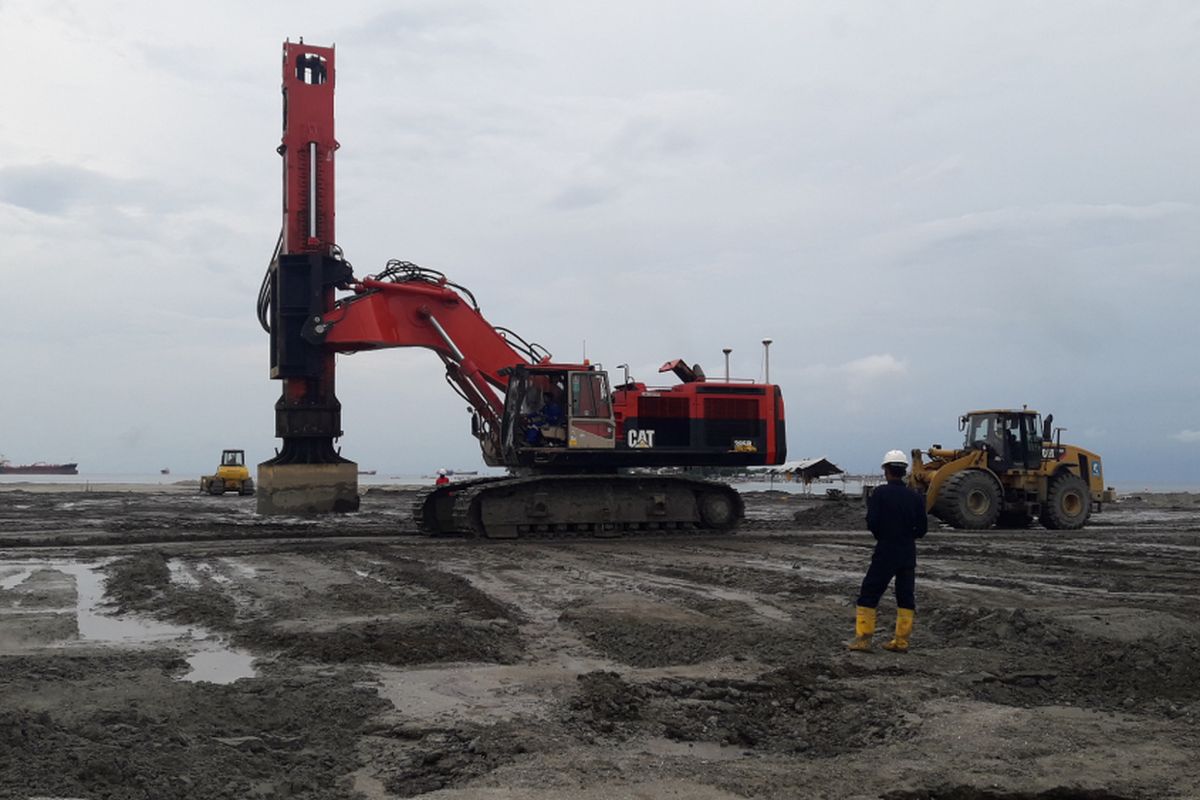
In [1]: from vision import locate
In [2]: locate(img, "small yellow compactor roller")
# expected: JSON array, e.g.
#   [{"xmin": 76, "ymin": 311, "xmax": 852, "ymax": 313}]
[
  {"xmin": 200, "ymin": 449, "xmax": 255, "ymax": 496},
  {"xmin": 909, "ymin": 409, "xmax": 1105, "ymax": 530}
]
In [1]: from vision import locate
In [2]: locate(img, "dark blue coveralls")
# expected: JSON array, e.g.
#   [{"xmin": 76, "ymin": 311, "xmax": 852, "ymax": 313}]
[
  {"xmin": 857, "ymin": 479, "xmax": 928, "ymax": 610},
  {"xmin": 524, "ymin": 399, "xmax": 564, "ymax": 444}
]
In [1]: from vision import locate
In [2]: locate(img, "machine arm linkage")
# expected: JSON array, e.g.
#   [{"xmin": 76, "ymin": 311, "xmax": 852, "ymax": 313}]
[{"xmin": 302, "ymin": 272, "xmax": 546, "ymax": 429}]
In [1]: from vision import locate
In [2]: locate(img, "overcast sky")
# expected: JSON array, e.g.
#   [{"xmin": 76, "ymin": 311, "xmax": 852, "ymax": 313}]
[{"xmin": 1, "ymin": 1, "xmax": 1197, "ymax": 486}]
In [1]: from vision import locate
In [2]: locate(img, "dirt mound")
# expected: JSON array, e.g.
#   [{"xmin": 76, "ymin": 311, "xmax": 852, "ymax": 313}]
[
  {"xmin": 371, "ymin": 720, "xmax": 559, "ymax": 798},
  {"xmin": 568, "ymin": 670, "xmax": 649, "ymax": 731},
  {"xmin": 928, "ymin": 605, "xmax": 1200, "ymax": 712},
  {"xmin": 974, "ymin": 636, "xmax": 1200, "ymax": 713},
  {"xmin": 562, "ymin": 601, "xmax": 816, "ymax": 668},
  {"xmin": 645, "ymin": 663, "xmax": 908, "ymax": 755},
  {"xmin": 924, "ymin": 606, "xmax": 1066, "ymax": 651},
  {"xmin": 563, "ymin": 607, "xmax": 739, "ymax": 666},
  {"xmin": 792, "ymin": 501, "xmax": 866, "ymax": 530},
  {"xmin": 564, "ymin": 662, "xmax": 912, "ymax": 756},
  {"xmin": 0, "ymin": 650, "xmax": 187, "ymax": 682},
  {"xmin": 0, "ymin": 651, "xmax": 387, "ymax": 800},
  {"xmin": 241, "ymin": 616, "xmax": 524, "ymax": 667},
  {"xmin": 1120, "ymin": 492, "xmax": 1200, "ymax": 509}
]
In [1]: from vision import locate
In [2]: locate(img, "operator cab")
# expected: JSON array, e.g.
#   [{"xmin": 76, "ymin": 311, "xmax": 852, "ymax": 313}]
[
  {"xmin": 501, "ymin": 365, "xmax": 617, "ymax": 459},
  {"xmin": 961, "ymin": 410, "xmax": 1043, "ymax": 471},
  {"xmin": 221, "ymin": 449, "xmax": 246, "ymax": 467}
]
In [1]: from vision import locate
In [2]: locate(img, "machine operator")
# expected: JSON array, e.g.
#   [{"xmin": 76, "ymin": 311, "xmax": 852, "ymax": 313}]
[{"xmin": 525, "ymin": 389, "xmax": 566, "ymax": 446}]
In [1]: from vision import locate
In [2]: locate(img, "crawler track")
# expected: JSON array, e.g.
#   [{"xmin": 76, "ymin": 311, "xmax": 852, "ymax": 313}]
[{"xmin": 414, "ymin": 474, "xmax": 745, "ymax": 538}]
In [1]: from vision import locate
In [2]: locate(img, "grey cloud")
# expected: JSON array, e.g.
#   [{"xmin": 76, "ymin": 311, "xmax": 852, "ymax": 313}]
[
  {"xmin": 544, "ymin": 103, "xmax": 715, "ymax": 212},
  {"xmin": 344, "ymin": 4, "xmax": 503, "ymax": 55},
  {"xmin": 0, "ymin": 163, "xmax": 180, "ymax": 216},
  {"xmin": 0, "ymin": 164, "xmax": 98, "ymax": 214},
  {"xmin": 880, "ymin": 202, "xmax": 1197, "ymax": 260},
  {"xmin": 550, "ymin": 182, "xmax": 620, "ymax": 211},
  {"xmin": 135, "ymin": 42, "xmax": 255, "ymax": 84},
  {"xmin": 605, "ymin": 115, "xmax": 702, "ymax": 162}
]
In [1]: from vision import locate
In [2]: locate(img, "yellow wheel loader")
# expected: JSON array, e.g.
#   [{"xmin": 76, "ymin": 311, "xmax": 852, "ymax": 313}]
[
  {"xmin": 200, "ymin": 449, "xmax": 255, "ymax": 496},
  {"xmin": 909, "ymin": 409, "xmax": 1105, "ymax": 530}
]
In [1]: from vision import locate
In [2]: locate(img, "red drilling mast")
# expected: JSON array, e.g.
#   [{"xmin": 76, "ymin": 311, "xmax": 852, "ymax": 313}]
[
  {"xmin": 257, "ymin": 40, "xmax": 359, "ymax": 513},
  {"xmin": 280, "ymin": 40, "xmax": 337, "ymax": 255}
]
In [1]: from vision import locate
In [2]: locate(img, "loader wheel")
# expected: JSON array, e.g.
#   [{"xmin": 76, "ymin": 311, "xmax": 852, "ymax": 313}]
[
  {"xmin": 1040, "ymin": 473, "xmax": 1091, "ymax": 530},
  {"xmin": 239, "ymin": 479, "xmax": 255, "ymax": 496},
  {"xmin": 938, "ymin": 470, "xmax": 1001, "ymax": 529},
  {"xmin": 207, "ymin": 478, "xmax": 225, "ymax": 496}
]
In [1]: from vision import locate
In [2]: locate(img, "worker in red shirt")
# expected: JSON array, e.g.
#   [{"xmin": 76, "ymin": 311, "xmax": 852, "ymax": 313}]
[{"xmin": 435, "ymin": 469, "xmax": 450, "ymax": 487}]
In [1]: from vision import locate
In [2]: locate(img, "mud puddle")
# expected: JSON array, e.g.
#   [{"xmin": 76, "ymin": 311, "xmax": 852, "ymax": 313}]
[{"xmin": 0, "ymin": 558, "xmax": 256, "ymax": 683}]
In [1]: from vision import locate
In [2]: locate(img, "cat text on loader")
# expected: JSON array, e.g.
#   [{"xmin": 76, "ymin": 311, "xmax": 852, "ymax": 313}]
[
  {"xmin": 200, "ymin": 449, "xmax": 256, "ymax": 496},
  {"xmin": 908, "ymin": 409, "xmax": 1105, "ymax": 530}
]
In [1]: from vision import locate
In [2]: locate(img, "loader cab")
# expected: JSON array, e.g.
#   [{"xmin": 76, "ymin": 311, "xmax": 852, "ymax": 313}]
[
  {"xmin": 221, "ymin": 450, "xmax": 246, "ymax": 467},
  {"xmin": 501, "ymin": 365, "xmax": 617, "ymax": 461},
  {"xmin": 961, "ymin": 411, "xmax": 1042, "ymax": 471}
]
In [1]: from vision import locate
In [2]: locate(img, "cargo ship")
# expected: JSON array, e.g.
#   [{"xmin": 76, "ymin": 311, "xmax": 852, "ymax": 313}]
[{"xmin": 0, "ymin": 457, "xmax": 79, "ymax": 475}]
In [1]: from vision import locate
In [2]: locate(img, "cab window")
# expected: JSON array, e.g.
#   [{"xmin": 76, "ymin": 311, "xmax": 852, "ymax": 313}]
[
  {"xmin": 966, "ymin": 414, "xmax": 996, "ymax": 448},
  {"xmin": 570, "ymin": 373, "xmax": 611, "ymax": 419}
]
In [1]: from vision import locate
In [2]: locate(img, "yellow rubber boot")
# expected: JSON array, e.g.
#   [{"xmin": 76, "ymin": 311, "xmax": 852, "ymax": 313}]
[
  {"xmin": 883, "ymin": 608, "xmax": 914, "ymax": 652},
  {"xmin": 848, "ymin": 606, "xmax": 876, "ymax": 651}
]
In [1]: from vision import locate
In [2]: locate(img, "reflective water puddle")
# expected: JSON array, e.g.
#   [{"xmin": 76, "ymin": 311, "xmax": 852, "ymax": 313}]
[
  {"xmin": 182, "ymin": 647, "xmax": 259, "ymax": 684},
  {"xmin": 0, "ymin": 566, "xmax": 37, "ymax": 590},
  {"xmin": 0, "ymin": 559, "xmax": 257, "ymax": 684}
]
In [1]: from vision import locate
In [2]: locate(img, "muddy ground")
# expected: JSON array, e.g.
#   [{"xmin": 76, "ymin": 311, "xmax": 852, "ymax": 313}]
[{"xmin": 0, "ymin": 486, "xmax": 1197, "ymax": 799}]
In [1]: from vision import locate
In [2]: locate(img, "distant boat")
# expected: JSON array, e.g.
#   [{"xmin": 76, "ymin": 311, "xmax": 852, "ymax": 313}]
[
  {"xmin": 358, "ymin": 469, "xmax": 377, "ymax": 475},
  {"xmin": 160, "ymin": 468, "xmax": 171, "ymax": 475},
  {"xmin": 0, "ymin": 457, "xmax": 78, "ymax": 475}
]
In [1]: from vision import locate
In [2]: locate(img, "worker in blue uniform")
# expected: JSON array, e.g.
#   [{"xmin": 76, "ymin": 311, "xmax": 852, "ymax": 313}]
[
  {"xmin": 524, "ymin": 390, "xmax": 566, "ymax": 445},
  {"xmin": 849, "ymin": 449, "xmax": 928, "ymax": 652}
]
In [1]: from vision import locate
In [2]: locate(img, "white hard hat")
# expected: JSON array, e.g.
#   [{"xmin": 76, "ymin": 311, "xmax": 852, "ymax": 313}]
[
  {"xmin": 437, "ymin": 468, "xmax": 447, "ymax": 475},
  {"xmin": 882, "ymin": 450, "xmax": 908, "ymax": 467}
]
